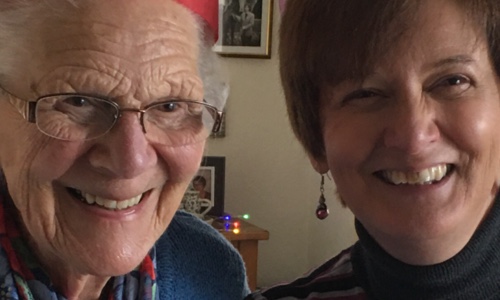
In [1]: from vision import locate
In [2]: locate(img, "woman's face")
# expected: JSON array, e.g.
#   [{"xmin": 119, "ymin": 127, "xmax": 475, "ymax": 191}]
[
  {"xmin": 314, "ymin": 0, "xmax": 500, "ymax": 262},
  {"xmin": 193, "ymin": 181, "xmax": 206, "ymax": 192},
  {"xmin": 0, "ymin": 0, "xmax": 204, "ymax": 277}
]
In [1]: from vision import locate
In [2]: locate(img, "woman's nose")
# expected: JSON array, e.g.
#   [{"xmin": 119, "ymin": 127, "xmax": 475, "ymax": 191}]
[
  {"xmin": 88, "ymin": 113, "xmax": 157, "ymax": 178},
  {"xmin": 382, "ymin": 100, "xmax": 440, "ymax": 155}
]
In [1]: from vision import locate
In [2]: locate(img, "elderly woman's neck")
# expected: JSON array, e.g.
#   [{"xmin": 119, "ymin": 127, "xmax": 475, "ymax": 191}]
[
  {"xmin": 57, "ymin": 276, "xmax": 110, "ymax": 300},
  {"xmin": 40, "ymin": 260, "xmax": 110, "ymax": 299},
  {"xmin": 6, "ymin": 204, "xmax": 111, "ymax": 299}
]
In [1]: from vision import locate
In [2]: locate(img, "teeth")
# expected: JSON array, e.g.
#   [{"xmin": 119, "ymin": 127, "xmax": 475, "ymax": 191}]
[
  {"xmin": 84, "ymin": 193, "xmax": 96, "ymax": 205},
  {"xmin": 81, "ymin": 192, "xmax": 143, "ymax": 210},
  {"xmin": 381, "ymin": 164, "xmax": 449, "ymax": 185}
]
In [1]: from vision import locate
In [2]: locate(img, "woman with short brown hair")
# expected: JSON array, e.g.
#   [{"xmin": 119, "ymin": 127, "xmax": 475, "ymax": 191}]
[{"xmin": 248, "ymin": 0, "xmax": 500, "ymax": 298}]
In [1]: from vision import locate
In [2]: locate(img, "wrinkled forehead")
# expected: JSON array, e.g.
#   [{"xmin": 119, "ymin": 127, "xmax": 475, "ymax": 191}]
[
  {"xmin": 13, "ymin": 0, "xmax": 200, "ymax": 97},
  {"xmin": 45, "ymin": 0, "xmax": 198, "ymax": 64}
]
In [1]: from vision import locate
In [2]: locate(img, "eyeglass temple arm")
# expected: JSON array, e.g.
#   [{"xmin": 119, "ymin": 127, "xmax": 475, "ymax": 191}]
[
  {"xmin": 5, "ymin": 95, "xmax": 36, "ymax": 123},
  {"xmin": 212, "ymin": 110, "xmax": 224, "ymax": 133}
]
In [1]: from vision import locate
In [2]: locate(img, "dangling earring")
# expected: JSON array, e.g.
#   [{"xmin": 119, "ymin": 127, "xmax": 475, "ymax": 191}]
[{"xmin": 316, "ymin": 174, "xmax": 329, "ymax": 220}]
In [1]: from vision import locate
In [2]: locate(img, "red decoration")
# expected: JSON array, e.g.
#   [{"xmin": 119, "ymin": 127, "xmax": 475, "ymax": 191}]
[
  {"xmin": 176, "ymin": 0, "xmax": 219, "ymax": 42},
  {"xmin": 279, "ymin": 0, "xmax": 287, "ymax": 13}
]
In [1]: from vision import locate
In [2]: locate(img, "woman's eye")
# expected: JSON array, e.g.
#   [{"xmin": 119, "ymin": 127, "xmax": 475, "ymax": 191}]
[
  {"xmin": 341, "ymin": 89, "xmax": 382, "ymax": 105},
  {"xmin": 441, "ymin": 75, "xmax": 470, "ymax": 87},
  {"xmin": 445, "ymin": 77, "xmax": 466, "ymax": 85},
  {"xmin": 346, "ymin": 90, "xmax": 379, "ymax": 99},
  {"xmin": 431, "ymin": 75, "xmax": 471, "ymax": 96}
]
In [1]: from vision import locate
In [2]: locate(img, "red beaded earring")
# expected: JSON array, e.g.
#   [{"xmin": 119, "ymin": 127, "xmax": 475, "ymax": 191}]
[{"xmin": 316, "ymin": 175, "xmax": 329, "ymax": 220}]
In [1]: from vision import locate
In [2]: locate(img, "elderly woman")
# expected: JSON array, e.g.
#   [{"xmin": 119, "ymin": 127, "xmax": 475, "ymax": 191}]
[
  {"xmin": 248, "ymin": 0, "xmax": 500, "ymax": 299},
  {"xmin": 0, "ymin": 0, "xmax": 249, "ymax": 299}
]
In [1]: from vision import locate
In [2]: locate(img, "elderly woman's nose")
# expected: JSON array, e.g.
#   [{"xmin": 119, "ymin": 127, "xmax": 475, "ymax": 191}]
[
  {"xmin": 88, "ymin": 113, "xmax": 157, "ymax": 178},
  {"xmin": 382, "ymin": 101, "xmax": 440, "ymax": 154}
]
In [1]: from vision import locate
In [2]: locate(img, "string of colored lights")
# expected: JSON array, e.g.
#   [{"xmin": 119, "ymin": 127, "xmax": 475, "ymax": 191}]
[{"xmin": 218, "ymin": 213, "xmax": 250, "ymax": 234}]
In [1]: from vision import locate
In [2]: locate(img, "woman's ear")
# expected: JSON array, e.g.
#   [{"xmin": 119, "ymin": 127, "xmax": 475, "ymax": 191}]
[{"xmin": 308, "ymin": 153, "xmax": 329, "ymax": 174}]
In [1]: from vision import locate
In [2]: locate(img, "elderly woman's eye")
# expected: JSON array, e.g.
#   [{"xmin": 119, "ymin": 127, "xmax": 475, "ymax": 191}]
[
  {"xmin": 158, "ymin": 102, "xmax": 180, "ymax": 112},
  {"xmin": 53, "ymin": 96, "xmax": 96, "ymax": 114},
  {"xmin": 63, "ymin": 96, "xmax": 90, "ymax": 107}
]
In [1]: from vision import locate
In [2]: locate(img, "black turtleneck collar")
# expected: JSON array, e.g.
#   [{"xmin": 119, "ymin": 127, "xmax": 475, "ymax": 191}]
[{"xmin": 351, "ymin": 194, "xmax": 500, "ymax": 300}]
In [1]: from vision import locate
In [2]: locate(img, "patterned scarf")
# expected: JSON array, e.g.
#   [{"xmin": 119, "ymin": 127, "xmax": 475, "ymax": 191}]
[{"xmin": 0, "ymin": 190, "xmax": 158, "ymax": 300}]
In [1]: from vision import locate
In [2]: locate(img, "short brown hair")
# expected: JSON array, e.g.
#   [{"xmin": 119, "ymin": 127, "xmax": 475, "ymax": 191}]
[{"xmin": 279, "ymin": 0, "xmax": 500, "ymax": 160}]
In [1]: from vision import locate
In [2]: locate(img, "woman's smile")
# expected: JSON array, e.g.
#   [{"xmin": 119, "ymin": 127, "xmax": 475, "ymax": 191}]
[
  {"xmin": 313, "ymin": 0, "xmax": 500, "ymax": 264},
  {"xmin": 375, "ymin": 164, "xmax": 453, "ymax": 185}
]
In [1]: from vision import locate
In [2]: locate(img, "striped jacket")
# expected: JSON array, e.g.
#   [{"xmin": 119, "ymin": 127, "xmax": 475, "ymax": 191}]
[{"xmin": 246, "ymin": 247, "xmax": 368, "ymax": 300}]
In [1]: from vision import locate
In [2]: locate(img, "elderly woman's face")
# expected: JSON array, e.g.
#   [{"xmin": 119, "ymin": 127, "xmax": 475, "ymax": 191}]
[
  {"xmin": 315, "ymin": 0, "xmax": 500, "ymax": 259},
  {"xmin": 0, "ymin": 0, "xmax": 204, "ymax": 276}
]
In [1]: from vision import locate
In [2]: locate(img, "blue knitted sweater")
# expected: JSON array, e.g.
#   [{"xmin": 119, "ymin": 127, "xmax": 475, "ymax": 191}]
[{"xmin": 156, "ymin": 211, "xmax": 250, "ymax": 299}]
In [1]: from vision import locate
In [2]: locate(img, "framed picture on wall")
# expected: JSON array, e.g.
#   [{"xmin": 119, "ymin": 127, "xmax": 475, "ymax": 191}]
[
  {"xmin": 181, "ymin": 156, "xmax": 226, "ymax": 218},
  {"xmin": 210, "ymin": 109, "xmax": 226, "ymax": 138},
  {"xmin": 213, "ymin": 0, "xmax": 274, "ymax": 58}
]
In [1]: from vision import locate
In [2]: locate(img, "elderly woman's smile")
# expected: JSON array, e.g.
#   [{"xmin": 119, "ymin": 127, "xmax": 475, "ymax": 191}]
[
  {"xmin": 0, "ymin": 0, "xmax": 239, "ymax": 297},
  {"xmin": 67, "ymin": 187, "xmax": 149, "ymax": 211},
  {"xmin": 0, "ymin": 0, "xmax": 251, "ymax": 298},
  {"xmin": 0, "ymin": 0, "xmax": 206, "ymax": 276}
]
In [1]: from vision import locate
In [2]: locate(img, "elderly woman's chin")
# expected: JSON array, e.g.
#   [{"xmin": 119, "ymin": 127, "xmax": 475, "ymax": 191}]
[
  {"xmin": 18, "ymin": 181, "xmax": 186, "ymax": 277},
  {"xmin": 73, "ymin": 245, "xmax": 154, "ymax": 277}
]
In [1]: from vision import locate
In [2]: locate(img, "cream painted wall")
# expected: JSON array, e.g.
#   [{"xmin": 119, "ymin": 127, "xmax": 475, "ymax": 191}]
[{"xmin": 206, "ymin": 1, "xmax": 357, "ymax": 288}]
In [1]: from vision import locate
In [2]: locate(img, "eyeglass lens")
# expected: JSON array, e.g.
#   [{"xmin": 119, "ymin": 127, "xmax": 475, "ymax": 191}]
[{"xmin": 34, "ymin": 95, "xmax": 216, "ymax": 145}]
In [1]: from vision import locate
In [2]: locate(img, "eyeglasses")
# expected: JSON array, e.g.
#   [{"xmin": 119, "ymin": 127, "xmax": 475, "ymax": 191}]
[{"xmin": 3, "ymin": 91, "xmax": 224, "ymax": 146}]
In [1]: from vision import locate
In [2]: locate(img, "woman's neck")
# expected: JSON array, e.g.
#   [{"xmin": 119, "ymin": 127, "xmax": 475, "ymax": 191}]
[
  {"xmin": 352, "ymin": 193, "xmax": 500, "ymax": 299},
  {"xmin": 365, "ymin": 194, "xmax": 495, "ymax": 265},
  {"xmin": 365, "ymin": 218, "xmax": 486, "ymax": 265}
]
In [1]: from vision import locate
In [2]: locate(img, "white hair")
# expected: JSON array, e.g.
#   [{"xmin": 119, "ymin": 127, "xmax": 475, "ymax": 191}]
[
  {"xmin": 192, "ymin": 14, "xmax": 230, "ymax": 110},
  {"xmin": 0, "ymin": 0, "xmax": 228, "ymax": 109}
]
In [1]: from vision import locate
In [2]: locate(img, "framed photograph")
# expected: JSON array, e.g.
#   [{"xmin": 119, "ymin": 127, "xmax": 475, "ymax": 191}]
[
  {"xmin": 214, "ymin": 0, "xmax": 274, "ymax": 58},
  {"xmin": 182, "ymin": 156, "xmax": 226, "ymax": 218},
  {"xmin": 210, "ymin": 109, "xmax": 226, "ymax": 138}
]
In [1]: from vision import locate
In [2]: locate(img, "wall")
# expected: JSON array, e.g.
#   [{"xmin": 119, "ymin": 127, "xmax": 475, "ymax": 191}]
[{"xmin": 206, "ymin": 1, "xmax": 357, "ymax": 288}]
